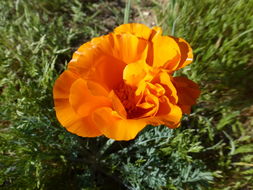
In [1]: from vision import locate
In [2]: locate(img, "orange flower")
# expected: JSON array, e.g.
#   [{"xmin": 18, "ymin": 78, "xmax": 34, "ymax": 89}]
[{"xmin": 53, "ymin": 23, "xmax": 200, "ymax": 140}]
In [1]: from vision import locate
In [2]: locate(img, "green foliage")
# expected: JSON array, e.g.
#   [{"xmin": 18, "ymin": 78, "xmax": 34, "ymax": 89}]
[
  {"xmin": 0, "ymin": 0, "xmax": 252, "ymax": 189},
  {"xmin": 105, "ymin": 126, "xmax": 213, "ymax": 190}
]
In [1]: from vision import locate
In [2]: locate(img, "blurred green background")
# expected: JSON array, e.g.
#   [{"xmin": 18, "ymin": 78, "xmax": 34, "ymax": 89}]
[{"xmin": 0, "ymin": 0, "xmax": 252, "ymax": 189}]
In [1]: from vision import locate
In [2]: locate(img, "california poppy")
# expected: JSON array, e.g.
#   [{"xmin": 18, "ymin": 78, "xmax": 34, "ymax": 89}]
[{"xmin": 53, "ymin": 23, "xmax": 200, "ymax": 140}]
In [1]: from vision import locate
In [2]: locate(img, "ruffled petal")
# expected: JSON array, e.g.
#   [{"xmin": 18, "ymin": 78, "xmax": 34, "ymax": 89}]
[
  {"xmin": 70, "ymin": 36, "xmax": 104, "ymax": 69},
  {"xmin": 66, "ymin": 115, "xmax": 102, "ymax": 137},
  {"xmin": 54, "ymin": 99, "xmax": 79, "ymax": 127},
  {"xmin": 53, "ymin": 70, "xmax": 79, "ymax": 99},
  {"xmin": 92, "ymin": 107, "xmax": 147, "ymax": 140},
  {"xmin": 86, "ymin": 80, "xmax": 109, "ymax": 97},
  {"xmin": 68, "ymin": 40, "xmax": 101, "ymax": 80},
  {"xmin": 98, "ymin": 33, "xmax": 148, "ymax": 64},
  {"xmin": 114, "ymin": 23, "xmax": 153, "ymax": 40},
  {"xmin": 137, "ymin": 94, "xmax": 159, "ymax": 118},
  {"xmin": 114, "ymin": 23, "xmax": 163, "ymax": 42},
  {"xmin": 123, "ymin": 60, "xmax": 152, "ymax": 87},
  {"xmin": 172, "ymin": 76, "xmax": 200, "ymax": 114},
  {"xmin": 151, "ymin": 35, "xmax": 181, "ymax": 70},
  {"xmin": 159, "ymin": 71, "xmax": 178, "ymax": 104},
  {"xmin": 151, "ymin": 26, "xmax": 162, "ymax": 37},
  {"xmin": 108, "ymin": 90, "xmax": 127, "ymax": 118},
  {"xmin": 54, "ymin": 98, "xmax": 101, "ymax": 137},
  {"xmin": 69, "ymin": 78, "xmax": 111, "ymax": 117},
  {"xmin": 172, "ymin": 37, "xmax": 193, "ymax": 70},
  {"xmin": 149, "ymin": 101, "xmax": 182, "ymax": 128},
  {"xmin": 53, "ymin": 70, "xmax": 102, "ymax": 137},
  {"xmin": 68, "ymin": 39, "xmax": 126, "ymax": 90}
]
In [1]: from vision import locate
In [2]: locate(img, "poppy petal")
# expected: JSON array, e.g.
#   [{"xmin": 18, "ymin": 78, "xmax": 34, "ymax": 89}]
[
  {"xmin": 68, "ymin": 42, "xmax": 125, "ymax": 90},
  {"xmin": 54, "ymin": 99, "xmax": 79, "ymax": 127},
  {"xmin": 54, "ymin": 99, "xmax": 102, "ymax": 137},
  {"xmin": 92, "ymin": 55, "xmax": 125, "ymax": 90},
  {"xmin": 152, "ymin": 35, "xmax": 181, "ymax": 70},
  {"xmin": 98, "ymin": 33, "xmax": 148, "ymax": 64},
  {"xmin": 159, "ymin": 71, "xmax": 178, "ymax": 104},
  {"xmin": 172, "ymin": 37, "xmax": 193, "ymax": 70},
  {"xmin": 66, "ymin": 115, "xmax": 102, "ymax": 137},
  {"xmin": 149, "ymin": 101, "xmax": 182, "ymax": 128},
  {"xmin": 173, "ymin": 76, "xmax": 200, "ymax": 114},
  {"xmin": 123, "ymin": 60, "xmax": 152, "ymax": 87},
  {"xmin": 92, "ymin": 107, "xmax": 147, "ymax": 140},
  {"xmin": 69, "ymin": 78, "xmax": 111, "ymax": 117},
  {"xmin": 114, "ymin": 23, "xmax": 152, "ymax": 40},
  {"xmin": 53, "ymin": 70, "xmax": 79, "ymax": 99},
  {"xmin": 137, "ymin": 94, "xmax": 159, "ymax": 117},
  {"xmin": 108, "ymin": 90, "xmax": 127, "ymax": 118}
]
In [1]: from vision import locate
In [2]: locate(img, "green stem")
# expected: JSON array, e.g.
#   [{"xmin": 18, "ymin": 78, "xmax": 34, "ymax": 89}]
[{"xmin": 124, "ymin": 0, "xmax": 131, "ymax": 24}]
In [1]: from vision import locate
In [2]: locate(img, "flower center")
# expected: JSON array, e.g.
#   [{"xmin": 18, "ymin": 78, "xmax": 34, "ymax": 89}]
[
  {"xmin": 145, "ymin": 82, "xmax": 165, "ymax": 98},
  {"xmin": 114, "ymin": 82, "xmax": 138, "ymax": 118},
  {"xmin": 114, "ymin": 80, "xmax": 167, "ymax": 119}
]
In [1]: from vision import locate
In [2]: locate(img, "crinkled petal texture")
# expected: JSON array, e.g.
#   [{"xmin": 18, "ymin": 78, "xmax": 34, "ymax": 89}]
[{"xmin": 53, "ymin": 23, "xmax": 200, "ymax": 141}]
